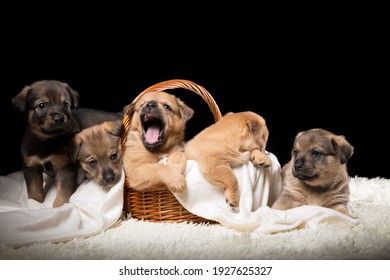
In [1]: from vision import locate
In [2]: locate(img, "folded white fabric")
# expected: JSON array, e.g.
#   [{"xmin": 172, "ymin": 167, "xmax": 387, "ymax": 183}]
[
  {"xmin": 0, "ymin": 170, "xmax": 124, "ymax": 246},
  {"xmin": 175, "ymin": 152, "xmax": 358, "ymax": 233}
]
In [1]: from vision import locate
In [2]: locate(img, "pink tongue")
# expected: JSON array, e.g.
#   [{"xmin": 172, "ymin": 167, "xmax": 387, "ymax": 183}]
[{"xmin": 145, "ymin": 125, "xmax": 160, "ymax": 143}]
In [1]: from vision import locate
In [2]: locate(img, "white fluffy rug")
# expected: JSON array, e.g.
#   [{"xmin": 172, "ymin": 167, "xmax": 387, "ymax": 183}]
[{"xmin": 1, "ymin": 176, "xmax": 389, "ymax": 260}]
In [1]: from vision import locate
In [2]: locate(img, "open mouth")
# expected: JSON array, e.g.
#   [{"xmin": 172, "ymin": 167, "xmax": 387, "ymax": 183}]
[{"xmin": 141, "ymin": 113, "xmax": 165, "ymax": 150}]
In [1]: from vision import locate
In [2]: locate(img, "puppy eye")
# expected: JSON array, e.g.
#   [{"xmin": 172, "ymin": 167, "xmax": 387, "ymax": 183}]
[
  {"xmin": 88, "ymin": 160, "xmax": 97, "ymax": 168},
  {"xmin": 292, "ymin": 149, "xmax": 298, "ymax": 157},
  {"xmin": 37, "ymin": 103, "xmax": 46, "ymax": 110},
  {"xmin": 164, "ymin": 104, "xmax": 172, "ymax": 111},
  {"xmin": 111, "ymin": 152, "xmax": 118, "ymax": 160},
  {"xmin": 63, "ymin": 101, "xmax": 71, "ymax": 110},
  {"xmin": 312, "ymin": 149, "xmax": 322, "ymax": 158}
]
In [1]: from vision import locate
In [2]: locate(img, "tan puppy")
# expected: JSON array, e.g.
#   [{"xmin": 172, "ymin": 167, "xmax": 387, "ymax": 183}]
[
  {"xmin": 73, "ymin": 120, "xmax": 123, "ymax": 188},
  {"xmin": 271, "ymin": 128, "xmax": 354, "ymax": 216},
  {"xmin": 122, "ymin": 91, "xmax": 194, "ymax": 192},
  {"xmin": 185, "ymin": 111, "xmax": 272, "ymax": 211}
]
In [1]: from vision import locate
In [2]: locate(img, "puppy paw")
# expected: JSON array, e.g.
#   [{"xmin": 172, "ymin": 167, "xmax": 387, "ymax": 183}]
[
  {"xmin": 53, "ymin": 197, "xmax": 67, "ymax": 208},
  {"xmin": 167, "ymin": 176, "xmax": 187, "ymax": 193},
  {"xmin": 251, "ymin": 151, "xmax": 271, "ymax": 167},
  {"xmin": 225, "ymin": 189, "xmax": 239, "ymax": 212},
  {"xmin": 29, "ymin": 193, "xmax": 45, "ymax": 204},
  {"xmin": 226, "ymin": 199, "xmax": 239, "ymax": 212}
]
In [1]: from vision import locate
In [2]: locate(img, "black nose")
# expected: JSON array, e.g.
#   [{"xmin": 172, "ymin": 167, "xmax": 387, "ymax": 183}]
[
  {"xmin": 146, "ymin": 101, "xmax": 157, "ymax": 110},
  {"xmin": 103, "ymin": 170, "xmax": 115, "ymax": 184},
  {"xmin": 52, "ymin": 114, "xmax": 65, "ymax": 124},
  {"xmin": 294, "ymin": 158, "xmax": 304, "ymax": 170}
]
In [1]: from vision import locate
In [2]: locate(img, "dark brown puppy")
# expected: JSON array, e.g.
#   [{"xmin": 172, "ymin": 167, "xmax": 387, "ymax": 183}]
[
  {"xmin": 271, "ymin": 128, "xmax": 354, "ymax": 216},
  {"xmin": 12, "ymin": 80, "xmax": 81, "ymax": 207},
  {"xmin": 12, "ymin": 79, "xmax": 124, "ymax": 207},
  {"xmin": 122, "ymin": 91, "xmax": 194, "ymax": 193},
  {"xmin": 73, "ymin": 120, "xmax": 123, "ymax": 188}
]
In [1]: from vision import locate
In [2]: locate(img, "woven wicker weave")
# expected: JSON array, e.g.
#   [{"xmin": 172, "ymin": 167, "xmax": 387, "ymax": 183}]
[{"xmin": 122, "ymin": 79, "xmax": 222, "ymax": 223}]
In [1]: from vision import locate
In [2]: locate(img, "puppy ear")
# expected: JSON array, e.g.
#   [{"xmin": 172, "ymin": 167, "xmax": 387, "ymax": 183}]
[
  {"xmin": 176, "ymin": 98, "xmax": 194, "ymax": 122},
  {"xmin": 11, "ymin": 85, "xmax": 31, "ymax": 112},
  {"xmin": 62, "ymin": 82, "xmax": 80, "ymax": 109},
  {"xmin": 105, "ymin": 120, "xmax": 124, "ymax": 137},
  {"xmin": 331, "ymin": 135, "xmax": 354, "ymax": 164},
  {"xmin": 246, "ymin": 119, "xmax": 269, "ymax": 142}
]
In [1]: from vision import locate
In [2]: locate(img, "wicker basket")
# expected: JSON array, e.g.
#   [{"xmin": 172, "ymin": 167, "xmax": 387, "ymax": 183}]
[{"xmin": 121, "ymin": 79, "xmax": 222, "ymax": 223}]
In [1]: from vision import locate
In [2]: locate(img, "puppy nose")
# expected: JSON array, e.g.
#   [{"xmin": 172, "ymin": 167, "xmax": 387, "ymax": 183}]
[
  {"xmin": 294, "ymin": 158, "xmax": 304, "ymax": 170},
  {"xmin": 103, "ymin": 170, "xmax": 115, "ymax": 183},
  {"xmin": 52, "ymin": 114, "xmax": 65, "ymax": 124},
  {"xmin": 146, "ymin": 101, "xmax": 157, "ymax": 110}
]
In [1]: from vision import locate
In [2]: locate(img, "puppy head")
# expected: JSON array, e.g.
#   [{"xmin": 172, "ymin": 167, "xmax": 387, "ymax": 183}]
[
  {"xmin": 73, "ymin": 120, "xmax": 123, "ymax": 187},
  {"xmin": 127, "ymin": 91, "xmax": 194, "ymax": 152},
  {"xmin": 290, "ymin": 128, "xmax": 354, "ymax": 186},
  {"xmin": 242, "ymin": 111, "xmax": 269, "ymax": 152},
  {"xmin": 12, "ymin": 80, "xmax": 80, "ymax": 137}
]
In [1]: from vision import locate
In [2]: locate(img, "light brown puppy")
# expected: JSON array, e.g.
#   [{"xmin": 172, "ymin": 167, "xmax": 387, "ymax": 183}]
[
  {"xmin": 122, "ymin": 91, "xmax": 194, "ymax": 193},
  {"xmin": 185, "ymin": 111, "xmax": 272, "ymax": 211},
  {"xmin": 271, "ymin": 128, "xmax": 354, "ymax": 216},
  {"xmin": 73, "ymin": 120, "xmax": 124, "ymax": 188}
]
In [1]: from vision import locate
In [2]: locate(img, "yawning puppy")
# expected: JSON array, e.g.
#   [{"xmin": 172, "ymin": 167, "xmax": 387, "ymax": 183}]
[
  {"xmin": 271, "ymin": 128, "xmax": 354, "ymax": 216},
  {"xmin": 122, "ymin": 91, "xmax": 194, "ymax": 193},
  {"xmin": 185, "ymin": 111, "xmax": 272, "ymax": 211},
  {"xmin": 73, "ymin": 120, "xmax": 123, "ymax": 188}
]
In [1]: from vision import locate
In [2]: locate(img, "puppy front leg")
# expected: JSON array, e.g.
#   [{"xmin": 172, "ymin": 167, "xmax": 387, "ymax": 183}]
[
  {"xmin": 53, "ymin": 165, "xmax": 78, "ymax": 208},
  {"xmin": 200, "ymin": 162, "xmax": 240, "ymax": 211},
  {"xmin": 250, "ymin": 149, "xmax": 271, "ymax": 167},
  {"xmin": 24, "ymin": 165, "xmax": 45, "ymax": 203},
  {"xmin": 166, "ymin": 150, "xmax": 187, "ymax": 174},
  {"xmin": 160, "ymin": 150, "xmax": 187, "ymax": 193},
  {"xmin": 126, "ymin": 160, "xmax": 187, "ymax": 193}
]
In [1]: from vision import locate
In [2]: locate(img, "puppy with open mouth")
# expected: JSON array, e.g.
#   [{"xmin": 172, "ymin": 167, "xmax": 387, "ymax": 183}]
[
  {"xmin": 122, "ymin": 91, "xmax": 194, "ymax": 193},
  {"xmin": 271, "ymin": 128, "xmax": 354, "ymax": 216}
]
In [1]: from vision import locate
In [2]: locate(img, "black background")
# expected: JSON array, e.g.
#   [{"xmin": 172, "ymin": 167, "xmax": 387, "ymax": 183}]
[{"xmin": 1, "ymin": 9, "xmax": 388, "ymax": 180}]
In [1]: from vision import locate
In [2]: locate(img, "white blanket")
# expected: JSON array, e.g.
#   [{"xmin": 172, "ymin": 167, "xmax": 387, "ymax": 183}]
[
  {"xmin": 0, "ymin": 152, "xmax": 357, "ymax": 247},
  {"xmin": 176, "ymin": 153, "xmax": 358, "ymax": 233},
  {"xmin": 0, "ymin": 170, "xmax": 124, "ymax": 246}
]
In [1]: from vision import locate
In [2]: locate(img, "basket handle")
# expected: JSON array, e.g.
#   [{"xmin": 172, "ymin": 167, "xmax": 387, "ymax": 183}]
[
  {"xmin": 132, "ymin": 79, "xmax": 222, "ymax": 122},
  {"xmin": 122, "ymin": 79, "xmax": 222, "ymax": 144}
]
